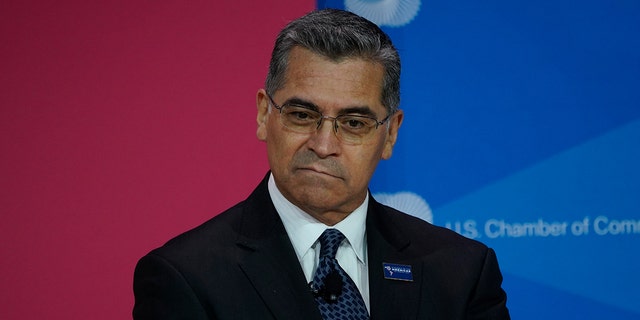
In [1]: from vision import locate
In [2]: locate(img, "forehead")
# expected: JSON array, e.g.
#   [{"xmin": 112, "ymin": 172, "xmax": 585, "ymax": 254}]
[{"xmin": 279, "ymin": 47, "xmax": 386, "ymax": 116}]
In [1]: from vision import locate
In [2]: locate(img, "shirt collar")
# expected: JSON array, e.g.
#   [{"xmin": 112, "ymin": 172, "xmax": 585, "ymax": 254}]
[{"xmin": 268, "ymin": 173, "xmax": 368, "ymax": 264}]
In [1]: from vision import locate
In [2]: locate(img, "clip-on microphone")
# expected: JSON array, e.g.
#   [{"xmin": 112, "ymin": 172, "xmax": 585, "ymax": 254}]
[{"xmin": 310, "ymin": 270, "xmax": 343, "ymax": 303}]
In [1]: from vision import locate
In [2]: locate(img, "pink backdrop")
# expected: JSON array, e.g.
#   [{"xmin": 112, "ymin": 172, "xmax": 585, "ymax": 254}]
[{"xmin": 1, "ymin": 1, "xmax": 314, "ymax": 318}]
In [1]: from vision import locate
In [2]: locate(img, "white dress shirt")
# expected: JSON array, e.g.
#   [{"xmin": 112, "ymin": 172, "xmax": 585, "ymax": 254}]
[{"xmin": 268, "ymin": 174, "xmax": 370, "ymax": 311}]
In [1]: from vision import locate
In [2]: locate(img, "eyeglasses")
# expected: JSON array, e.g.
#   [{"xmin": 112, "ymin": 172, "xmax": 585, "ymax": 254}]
[{"xmin": 266, "ymin": 93, "xmax": 392, "ymax": 145}]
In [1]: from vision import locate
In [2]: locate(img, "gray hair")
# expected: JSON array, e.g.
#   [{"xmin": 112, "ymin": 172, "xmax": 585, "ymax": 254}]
[{"xmin": 265, "ymin": 9, "xmax": 401, "ymax": 114}]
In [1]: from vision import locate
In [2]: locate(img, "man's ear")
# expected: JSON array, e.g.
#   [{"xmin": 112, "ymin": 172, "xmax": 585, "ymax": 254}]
[
  {"xmin": 256, "ymin": 89, "xmax": 270, "ymax": 141},
  {"xmin": 381, "ymin": 110, "xmax": 403, "ymax": 160}
]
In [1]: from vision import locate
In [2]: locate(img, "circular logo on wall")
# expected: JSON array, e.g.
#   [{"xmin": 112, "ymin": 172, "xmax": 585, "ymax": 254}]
[
  {"xmin": 373, "ymin": 191, "xmax": 433, "ymax": 223},
  {"xmin": 345, "ymin": 0, "xmax": 421, "ymax": 27}
]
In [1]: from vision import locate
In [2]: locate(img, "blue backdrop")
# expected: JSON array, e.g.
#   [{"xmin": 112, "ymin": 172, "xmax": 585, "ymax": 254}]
[{"xmin": 319, "ymin": 0, "xmax": 640, "ymax": 318}]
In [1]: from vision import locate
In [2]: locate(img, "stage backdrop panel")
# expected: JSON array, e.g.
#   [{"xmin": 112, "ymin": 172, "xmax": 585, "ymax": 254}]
[
  {"xmin": 318, "ymin": 0, "xmax": 640, "ymax": 319},
  {"xmin": 1, "ymin": 1, "xmax": 314, "ymax": 319}
]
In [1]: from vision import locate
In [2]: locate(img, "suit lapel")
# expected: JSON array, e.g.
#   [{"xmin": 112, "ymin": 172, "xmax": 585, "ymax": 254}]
[
  {"xmin": 235, "ymin": 175, "xmax": 322, "ymax": 320},
  {"xmin": 366, "ymin": 199, "xmax": 434, "ymax": 320}
]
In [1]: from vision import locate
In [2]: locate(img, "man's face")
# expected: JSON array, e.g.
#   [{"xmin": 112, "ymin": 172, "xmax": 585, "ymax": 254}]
[{"xmin": 256, "ymin": 47, "xmax": 403, "ymax": 225}]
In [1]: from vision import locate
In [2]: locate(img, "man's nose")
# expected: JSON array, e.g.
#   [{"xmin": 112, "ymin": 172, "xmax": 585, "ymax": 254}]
[{"xmin": 306, "ymin": 117, "xmax": 341, "ymax": 158}]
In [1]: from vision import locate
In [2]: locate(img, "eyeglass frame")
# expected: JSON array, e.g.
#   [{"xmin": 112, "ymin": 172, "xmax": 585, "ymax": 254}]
[{"xmin": 265, "ymin": 93, "xmax": 394, "ymax": 144}]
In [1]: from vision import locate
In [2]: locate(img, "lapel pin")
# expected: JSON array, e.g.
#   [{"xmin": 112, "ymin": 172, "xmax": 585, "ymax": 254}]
[{"xmin": 382, "ymin": 262, "xmax": 413, "ymax": 281}]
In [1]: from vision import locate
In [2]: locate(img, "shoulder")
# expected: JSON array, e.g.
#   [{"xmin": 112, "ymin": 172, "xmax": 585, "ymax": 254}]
[
  {"xmin": 369, "ymin": 200, "xmax": 489, "ymax": 257},
  {"xmin": 144, "ymin": 200, "xmax": 249, "ymax": 265},
  {"xmin": 369, "ymin": 202, "xmax": 508, "ymax": 307},
  {"xmin": 146, "ymin": 175, "xmax": 274, "ymax": 261}
]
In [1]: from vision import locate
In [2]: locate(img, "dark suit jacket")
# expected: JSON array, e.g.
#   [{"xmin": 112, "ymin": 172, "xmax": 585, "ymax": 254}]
[{"xmin": 133, "ymin": 174, "xmax": 509, "ymax": 319}]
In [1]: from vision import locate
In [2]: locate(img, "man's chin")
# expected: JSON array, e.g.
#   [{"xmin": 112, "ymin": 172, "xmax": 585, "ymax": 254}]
[{"xmin": 290, "ymin": 189, "xmax": 341, "ymax": 210}]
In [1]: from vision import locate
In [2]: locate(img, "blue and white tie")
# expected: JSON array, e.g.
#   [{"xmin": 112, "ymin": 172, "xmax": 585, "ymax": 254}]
[{"xmin": 311, "ymin": 229, "xmax": 369, "ymax": 320}]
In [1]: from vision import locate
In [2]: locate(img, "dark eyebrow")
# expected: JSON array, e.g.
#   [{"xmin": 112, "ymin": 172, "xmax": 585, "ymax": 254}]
[
  {"xmin": 281, "ymin": 97, "xmax": 320, "ymax": 112},
  {"xmin": 339, "ymin": 107, "xmax": 378, "ymax": 118},
  {"xmin": 282, "ymin": 97, "xmax": 379, "ymax": 118}
]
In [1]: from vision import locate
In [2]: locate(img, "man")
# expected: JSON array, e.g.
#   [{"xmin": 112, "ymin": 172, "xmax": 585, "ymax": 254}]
[{"xmin": 133, "ymin": 9, "xmax": 510, "ymax": 320}]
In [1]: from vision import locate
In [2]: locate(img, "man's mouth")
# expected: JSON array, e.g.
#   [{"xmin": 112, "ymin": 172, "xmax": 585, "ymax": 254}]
[{"xmin": 297, "ymin": 166, "xmax": 342, "ymax": 179}]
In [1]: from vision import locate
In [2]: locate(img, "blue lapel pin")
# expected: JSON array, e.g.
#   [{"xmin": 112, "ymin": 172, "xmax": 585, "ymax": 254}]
[{"xmin": 382, "ymin": 262, "xmax": 413, "ymax": 281}]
